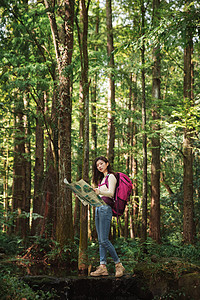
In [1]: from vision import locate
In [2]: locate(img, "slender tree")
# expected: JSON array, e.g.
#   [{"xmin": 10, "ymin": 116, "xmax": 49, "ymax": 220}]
[
  {"xmin": 183, "ymin": 1, "xmax": 195, "ymax": 243},
  {"xmin": 140, "ymin": 0, "xmax": 148, "ymax": 243},
  {"xmin": 12, "ymin": 95, "xmax": 28, "ymax": 238},
  {"xmin": 90, "ymin": 1, "xmax": 99, "ymax": 240},
  {"xmin": 149, "ymin": 0, "xmax": 161, "ymax": 243},
  {"xmin": 31, "ymin": 97, "xmax": 44, "ymax": 236},
  {"xmin": 73, "ymin": 88, "xmax": 83, "ymax": 237},
  {"xmin": 106, "ymin": 0, "xmax": 115, "ymax": 164},
  {"xmin": 130, "ymin": 74, "xmax": 139, "ymax": 238},
  {"xmin": 76, "ymin": 0, "xmax": 90, "ymax": 274}
]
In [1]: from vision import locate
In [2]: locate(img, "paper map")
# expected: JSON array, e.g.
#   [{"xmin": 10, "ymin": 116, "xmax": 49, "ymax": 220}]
[{"xmin": 64, "ymin": 178, "xmax": 105, "ymax": 207}]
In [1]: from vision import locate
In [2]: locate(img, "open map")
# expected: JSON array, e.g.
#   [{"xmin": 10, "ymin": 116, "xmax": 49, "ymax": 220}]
[{"xmin": 64, "ymin": 178, "xmax": 105, "ymax": 207}]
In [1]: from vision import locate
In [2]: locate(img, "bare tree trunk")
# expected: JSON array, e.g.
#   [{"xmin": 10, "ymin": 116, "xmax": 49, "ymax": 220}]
[
  {"xmin": 90, "ymin": 3, "xmax": 99, "ymax": 240},
  {"xmin": 44, "ymin": 0, "xmax": 74, "ymax": 246},
  {"xmin": 76, "ymin": 0, "xmax": 90, "ymax": 274},
  {"xmin": 106, "ymin": 0, "xmax": 115, "ymax": 164},
  {"xmin": 24, "ymin": 96, "xmax": 31, "ymax": 239},
  {"xmin": 183, "ymin": 19, "xmax": 195, "ymax": 243},
  {"xmin": 141, "ymin": 0, "xmax": 148, "ymax": 243},
  {"xmin": 39, "ymin": 85, "xmax": 59, "ymax": 239},
  {"xmin": 3, "ymin": 143, "xmax": 9, "ymax": 233},
  {"xmin": 31, "ymin": 98, "xmax": 44, "ymax": 236},
  {"xmin": 12, "ymin": 96, "xmax": 27, "ymax": 239},
  {"xmin": 129, "ymin": 74, "xmax": 139, "ymax": 238},
  {"xmin": 124, "ymin": 206, "xmax": 129, "ymax": 239},
  {"xmin": 74, "ymin": 84, "xmax": 83, "ymax": 237},
  {"xmin": 91, "ymin": 83, "xmax": 97, "ymax": 157},
  {"xmin": 91, "ymin": 1, "xmax": 99, "ymax": 160},
  {"xmin": 149, "ymin": 0, "xmax": 161, "ymax": 243}
]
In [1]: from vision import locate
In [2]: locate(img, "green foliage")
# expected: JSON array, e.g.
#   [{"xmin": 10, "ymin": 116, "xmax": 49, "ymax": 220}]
[
  {"xmin": 0, "ymin": 233, "xmax": 23, "ymax": 255},
  {"xmin": 88, "ymin": 237, "xmax": 200, "ymax": 275},
  {"xmin": 45, "ymin": 237, "xmax": 79, "ymax": 267},
  {"xmin": 0, "ymin": 267, "xmax": 56, "ymax": 300},
  {"xmin": 0, "ymin": 0, "xmax": 200, "ymax": 276},
  {"xmin": 153, "ymin": 289, "xmax": 186, "ymax": 300}
]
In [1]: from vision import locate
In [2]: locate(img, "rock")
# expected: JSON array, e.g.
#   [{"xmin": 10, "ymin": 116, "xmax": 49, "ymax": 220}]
[
  {"xmin": 22, "ymin": 275, "xmax": 154, "ymax": 300},
  {"xmin": 21, "ymin": 265, "xmax": 200, "ymax": 300},
  {"xmin": 178, "ymin": 272, "xmax": 200, "ymax": 300}
]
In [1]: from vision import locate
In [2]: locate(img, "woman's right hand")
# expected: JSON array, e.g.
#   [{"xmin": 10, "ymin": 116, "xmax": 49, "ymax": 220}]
[{"xmin": 94, "ymin": 188, "xmax": 100, "ymax": 195}]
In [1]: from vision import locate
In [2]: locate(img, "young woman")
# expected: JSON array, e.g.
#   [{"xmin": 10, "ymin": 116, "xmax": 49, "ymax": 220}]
[{"xmin": 90, "ymin": 156, "xmax": 125, "ymax": 277}]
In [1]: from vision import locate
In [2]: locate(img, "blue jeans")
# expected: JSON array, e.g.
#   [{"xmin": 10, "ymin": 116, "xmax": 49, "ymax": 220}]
[{"xmin": 95, "ymin": 205, "xmax": 120, "ymax": 265}]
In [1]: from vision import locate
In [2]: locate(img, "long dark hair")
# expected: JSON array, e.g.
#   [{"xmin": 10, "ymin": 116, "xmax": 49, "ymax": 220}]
[{"xmin": 92, "ymin": 156, "xmax": 115, "ymax": 186}]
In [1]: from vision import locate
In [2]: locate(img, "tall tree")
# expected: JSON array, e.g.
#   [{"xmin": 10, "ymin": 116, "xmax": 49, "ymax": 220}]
[
  {"xmin": 130, "ymin": 74, "xmax": 139, "ymax": 239},
  {"xmin": 91, "ymin": 1, "xmax": 99, "ymax": 160},
  {"xmin": 12, "ymin": 95, "xmax": 28, "ymax": 238},
  {"xmin": 44, "ymin": 0, "xmax": 74, "ymax": 246},
  {"xmin": 90, "ymin": 1, "xmax": 99, "ymax": 240},
  {"xmin": 183, "ymin": 0, "xmax": 195, "ymax": 243},
  {"xmin": 149, "ymin": 0, "xmax": 161, "ymax": 243},
  {"xmin": 73, "ymin": 88, "xmax": 83, "ymax": 237},
  {"xmin": 106, "ymin": 0, "xmax": 115, "ymax": 164},
  {"xmin": 41, "ymin": 85, "xmax": 59, "ymax": 238},
  {"xmin": 76, "ymin": 0, "xmax": 90, "ymax": 274},
  {"xmin": 31, "ymin": 97, "xmax": 44, "ymax": 236},
  {"xmin": 140, "ymin": 0, "xmax": 148, "ymax": 243}
]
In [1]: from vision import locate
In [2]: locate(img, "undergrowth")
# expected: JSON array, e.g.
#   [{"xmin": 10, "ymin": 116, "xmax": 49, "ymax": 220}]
[
  {"xmin": 0, "ymin": 233, "xmax": 199, "ymax": 298},
  {"xmin": 0, "ymin": 264, "xmax": 57, "ymax": 300},
  {"xmin": 88, "ymin": 237, "xmax": 200, "ymax": 274}
]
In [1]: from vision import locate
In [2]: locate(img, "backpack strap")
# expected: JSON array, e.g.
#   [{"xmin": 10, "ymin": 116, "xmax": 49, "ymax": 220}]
[{"xmin": 98, "ymin": 174, "xmax": 110, "ymax": 188}]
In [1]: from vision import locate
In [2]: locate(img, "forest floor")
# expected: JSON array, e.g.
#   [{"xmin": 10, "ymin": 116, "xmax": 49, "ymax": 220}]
[{"xmin": 0, "ymin": 236, "xmax": 200, "ymax": 299}]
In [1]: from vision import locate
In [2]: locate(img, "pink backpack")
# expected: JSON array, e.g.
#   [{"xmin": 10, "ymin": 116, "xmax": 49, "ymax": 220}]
[{"xmin": 104, "ymin": 173, "xmax": 133, "ymax": 218}]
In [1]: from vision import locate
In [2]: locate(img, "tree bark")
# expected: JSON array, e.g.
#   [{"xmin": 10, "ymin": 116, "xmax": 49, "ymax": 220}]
[
  {"xmin": 73, "ymin": 84, "xmax": 83, "ymax": 238},
  {"xmin": 91, "ymin": 1, "xmax": 99, "ymax": 160},
  {"xmin": 106, "ymin": 0, "xmax": 115, "ymax": 164},
  {"xmin": 24, "ymin": 96, "xmax": 31, "ymax": 239},
  {"xmin": 3, "ymin": 144, "xmax": 9, "ymax": 233},
  {"xmin": 12, "ymin": 96, "xmax": 28, "ymax": 239},
  {"xmin": 77, "ymin": 0, "xmax": 90, "ymax": 274},
  {"xmin": 140, "ymin": 0, "xmax": 148, "ymax": 243},
  {"xmin": 31, "ymin": 98, "xmax": 44, "ymax": 236},
  {"xmin": 39, "ymin": 85, "xmax": 59, "ymax": 239},
  {"xmin": 183, "ymin": 18, "xmax": 195, "ymax": 243},
  {"xmin": 90, "ymin": 2, "xmax": 99, "ymax": 240},
  {"xmin": 130, "ymin": 74, "xmax": 139, "ymax": 238},
  {"xmin": 149, "ymin": 0, "xmax": 161, "ymax": 243},
  {"xmin": 44, "ymin": 0, "xmax": 74, "ymax": 246}
]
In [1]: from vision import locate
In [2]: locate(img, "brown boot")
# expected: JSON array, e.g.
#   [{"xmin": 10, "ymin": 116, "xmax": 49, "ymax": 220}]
[
  {"xmin": 115, "ymin": 263, "xmax": 125, "ymax": 278},
  {"xmin": 90, "ymin": 265, "xmax": 109, "ymax": 277}
]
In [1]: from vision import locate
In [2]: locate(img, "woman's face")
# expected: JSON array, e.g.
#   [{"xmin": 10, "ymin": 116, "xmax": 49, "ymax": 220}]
[{"xmin": 96, "ymin": 159, "xmax": 109, "ymax": 174}]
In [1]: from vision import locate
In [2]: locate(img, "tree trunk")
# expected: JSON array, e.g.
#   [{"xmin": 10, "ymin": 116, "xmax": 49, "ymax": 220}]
[
  {"xmin": 77, "ymin": 0, "xmax": 90, "ymax": 274},
  {"xmin": 24, "ymin": 96, "xmax": 31, "ymax": 239},
  {"xmin": 149, "ymin": 0, "xmax": 161, "ymax": 243},
  {"xmin": 40, "ymin": 86, "xmax": 59, "ymax": 239},
  {"xmin": 183, "ymin": 19, "xmax": 195, "ymax": 243},
  {"xmin": 140, "ymin": 0, "xmax": 148, "ymax": 243},
  {"xmin": 90, "ymin": 4, "xmax": 99, "ymax": 240},
  {"xmin": 91, "ymin": 1, "xmax": 99, "ymax": 160},
  {"xmin": 12, "ymin": 96, "xmax": 27, "ymax": 239},
  {"xmin": 106, "ymin": 0, "xmax": 115, "ymax": 164},
  {"xmin": 44, "ymin": 0, "xmax": 74, "ymax": 246},
  {"xmin": 124, "ymin": 206, "xmax": 129, "ymax": 239},
  {"xmin": 3, "ymin": 143, "xmax": 9, "ymax": 233},
  {"xmin": 129, "ymin": 74, "xmax": 139, "ymax": 238},
  {"xmin": 31, "ymin": 99, "xmax": 44, "ymax": 236},
  {"xmin": 74, "ymin": 84, "xmax": 84, "ymax": 237}
]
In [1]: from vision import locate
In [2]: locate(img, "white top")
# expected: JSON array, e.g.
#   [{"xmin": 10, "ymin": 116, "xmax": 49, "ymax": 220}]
[{"xmin": 98, "ymin": 174, "xmax": 117, "ymax": 198}]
